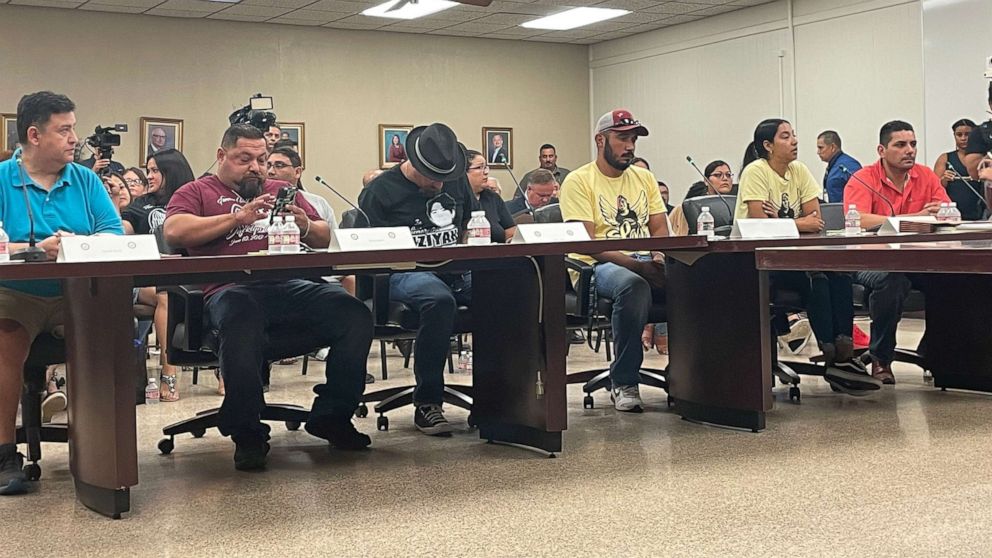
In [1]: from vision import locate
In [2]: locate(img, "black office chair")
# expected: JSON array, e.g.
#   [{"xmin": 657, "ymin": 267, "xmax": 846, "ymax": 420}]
[
  {"xmin": 682, "ymin": 195, "xmax": 737, "ymax": 237},
  {"xmin": 354, "ymin": 273, "xmax": 473, "ymax": 432},
  {"xmin": 15, "ymin": 334, "xmax": 68, "ymax": 481},
  {"xmin": 532, "ymin": 204, "xmax": 669, "ymax": 407},
  {"xmin": 852, "ymin": 283, "xmax": 928, "ymax": 373}
]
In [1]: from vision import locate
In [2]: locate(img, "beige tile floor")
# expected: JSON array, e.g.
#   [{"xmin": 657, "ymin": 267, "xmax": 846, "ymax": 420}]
[{"xmin": 5, "ymin": 319, "xmax": 992, "ymax": 557}]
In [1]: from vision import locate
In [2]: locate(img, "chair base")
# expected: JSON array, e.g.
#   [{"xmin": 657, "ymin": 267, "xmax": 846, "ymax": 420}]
[
  {"xmin": 567, "ymin": 368, "xmax": 669, "ymax": 409},
  {"xmin": 357, "ymin": 384, "xmax": 474, "ymax": 432},
  {"xmin": 158, "ymin": 403, "xmax": 309, "ymax": 455}
]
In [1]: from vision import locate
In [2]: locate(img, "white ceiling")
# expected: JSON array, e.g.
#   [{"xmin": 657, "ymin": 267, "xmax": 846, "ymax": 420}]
[{"xmin": 0, "ymin": 0, "xmax": 774, "ymax": 44}]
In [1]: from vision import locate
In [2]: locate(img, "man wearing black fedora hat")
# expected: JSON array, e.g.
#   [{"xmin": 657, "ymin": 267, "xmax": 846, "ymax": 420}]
[{"xmin": 359, "ymin": 122, "xmax": 474, "ymax": 436}]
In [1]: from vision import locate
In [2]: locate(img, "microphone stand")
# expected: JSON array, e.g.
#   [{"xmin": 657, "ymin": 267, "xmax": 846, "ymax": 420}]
[
  {"xmin": 13, "ymin": 156, "xmax": 47, "ymax": 262},
  {"xmin": 313, "ymin": 175, "xmax": 371, "ymax": 227},
  {"xmin": 501, "ymin": 155, "xmax": 533, "ymax": 213}
]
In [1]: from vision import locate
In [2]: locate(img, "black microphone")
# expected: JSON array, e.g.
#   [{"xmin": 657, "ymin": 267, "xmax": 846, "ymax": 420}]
[
  {"xmin": 944, "ymin": 159, "xmax": 987, "ymax": 214},
  {"xmin": 500, "ymin": 154, "xmax": 533, "ymax": 213},
  {"xmin": 686, "ymin": 155, "xmax": 733, "ymax": 235},
  {"xmin": 313, "ymin": 175, "xmax": 371, "ymax": 227},
  {"xmin": 12, "ymin": 155, "xmax": 47, "ymax": 262},
  {"xmin": 841, "ymin": 165, "xmax": 895, "ymax": 217}
]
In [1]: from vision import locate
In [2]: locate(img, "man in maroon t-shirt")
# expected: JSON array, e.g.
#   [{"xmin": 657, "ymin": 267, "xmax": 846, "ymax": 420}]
[{"xmin": 164, "ymin": 124, "xmax": 373, "ymax": 471}]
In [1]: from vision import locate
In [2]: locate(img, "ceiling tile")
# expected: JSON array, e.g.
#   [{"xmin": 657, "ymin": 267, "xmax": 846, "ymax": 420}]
[
  {"xmin": 642, "ymin": 1, "xmax": 710, "ymax": 14},
  {"xmin": 75, "ymin": 0, "xmax": 162, "ymax": 7},
  {"xmin": 467, "ymin": 13, "xmax": 535, "ymax": 26},
  {"xmin": 298, "ymin": 0, "xmax": 368, "ymax": 12},
  {"xmin": 144, "ymin": 7, "xmax": 215, "ymax": 16},
  {"xmin": 211, "ymin": 4, "xmax": 291, "ymax": 16},
  {"xmin": 208, "ymin": 12, "xmax": 273, "ymax": 20},
  {"xmin": 10, "ymin": 0, "xmax": 84, "ymax": 8},
  {"xmin": 148, "ymin": 0, "xmax": 226, "ymax": 13},
  {"xmin": 322, "ymin": 20, "xmax": 383, "ymax": 29},
  {"xmin": 282, "ymin": 8, "xmax": 348, "ymax": 19},
  {"xmin": 691, "ymin": 3, "xmax": 739, "ymax": 16},
  {"xmin": 238, "ymin": 0, "xmax": 316, "ymax": 8},
  {"xmin": 594, "ymin": 0, "xmax": 664, "ymax": 10},
  {"xmin": 78, "ymin": 3, "xmax": 150, "ymax": 12},
  {"xmin": 269, "ymin": 15, "xmax": 327, "ymax": 24}
]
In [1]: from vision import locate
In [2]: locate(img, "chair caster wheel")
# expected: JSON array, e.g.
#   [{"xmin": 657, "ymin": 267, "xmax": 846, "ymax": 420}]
[
  {"xmin": 377, "ymin": 416, "xmax": 389, "ymax": 431},
  {"xmin": 583, "ymin": 395, "xmax": 594, "ymax": 409},
  {"xmin": 191, "ymin": 428, "xmax": 206, "ymax": 438},
  {"xmin": 158, "ymin": 438, "xmax": 174, "ymax": 455},
  {"xmin": 467, "ymin": 414, "xmax": 478, "ymax": 428},
  {"xmin": 789, "ymin": 386, "xmax": 801, "ymax": 403},
  {"xmin": 22, "ymin": 463, "xmax": 41, "ymax": 481},
  {"xmin": 355, "ymin": 404, "xmax": 369, "ymax": 418},
  {"xmin": 285, "ymin": 421, "xmax": 301, "ymax": 431}
]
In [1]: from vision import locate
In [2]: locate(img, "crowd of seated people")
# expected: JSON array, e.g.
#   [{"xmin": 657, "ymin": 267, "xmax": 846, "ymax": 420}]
[{"xmin": 3, "ymin": 84, "xmax": 992, "ymax": 495}]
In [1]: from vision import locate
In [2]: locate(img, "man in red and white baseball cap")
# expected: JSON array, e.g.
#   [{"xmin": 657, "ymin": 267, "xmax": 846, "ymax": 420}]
[{"xmin": 559, "ymin": 108, "xmax": 669, "ymax": 413}]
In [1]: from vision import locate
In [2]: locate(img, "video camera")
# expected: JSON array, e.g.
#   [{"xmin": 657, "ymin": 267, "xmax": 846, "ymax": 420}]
[
  {"xmin": 229, "ymin": 94, "xmax": 277, "ymax": 133},
  {"xmin": 86, "ymin": 123, "xmax": 127, "ymax": 162}
]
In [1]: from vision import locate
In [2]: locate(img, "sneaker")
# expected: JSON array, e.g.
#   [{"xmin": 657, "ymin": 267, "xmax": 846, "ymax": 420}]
[
  {"xmin": 0, "ymin": 444, "xmax": 27, "ymax": 496},
  {"xmin": 834, "ymin": 335, "xmax": 855, "ymax": 363},
  {"xmin": 233, "ymin": 439, "xmax": 270, "ymax": 471},
  {"xmin": 569, "ymin": 330, "xmax": 585, "ymax": 345},
  {"xmin": 313, "ymin": 347, "xmax": 329, "ymax": 362},
  {"xmin": 305, "ymin": 416, "xmax": 371, "ymax": 450},
  {"xmin": 611, "ymin": 384, "xmax": 644, "ymax": 413},
  {"xmin": 778, "ymin": 318, "xmax": 812, "ymax": 354},
  {"xmin": 871, "ymin": 359, "xmax": 896, "ymax": 385},
  {"xmin": 41, "ymin": 391, "xmax": 67, "ymax": 423},
  {"xmin": 414, "ymin": 404, "xmax": 453, "ymax": 436},
  {"xmin": 824, "ymin": 360, "xmax": 882, "ymax": 395}
]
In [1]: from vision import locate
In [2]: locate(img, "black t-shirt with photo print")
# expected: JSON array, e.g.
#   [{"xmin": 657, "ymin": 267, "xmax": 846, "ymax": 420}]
[
  {"xmin": 358, "ymin": 165, "xmax": 473, "ymax": 247},
  {"xmin": 122, "ymin": 194, "xmax": 168, "ymax": 235}
]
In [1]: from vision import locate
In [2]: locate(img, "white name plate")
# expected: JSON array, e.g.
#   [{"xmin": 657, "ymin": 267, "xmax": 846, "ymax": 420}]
[
  {"xmin": 513, "ymin": 223, "xmax": 591, "ymax": 244},
  {"xmin": 57, "ymin": 234, "xmax": 161, "ymax": 263},
  {"xmin": 730, "ymin": 218, "xmax": 799, "ymax": 240},
  {"xmin": 330, "ymin": 227, "xmax": 416, "ymax": 252}
]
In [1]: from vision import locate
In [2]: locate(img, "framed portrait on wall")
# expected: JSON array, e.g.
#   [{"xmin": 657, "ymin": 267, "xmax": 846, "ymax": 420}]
[
  {"xmin": 2, "ymin": 114, "xmax": 17, "ymax": 152},
  {"xmin": 379, "ymin": 124, "xmax": 412, "ymax": 169},
  {"xmin": 139, "ymin": 117, "xmax": 183, "ymax": 163},
  {"xmin": 277, "ymin": 122, "xmax": 306, "ymax": 167},
  {"xmin": 482, "ymin": 127, "xmax": 513, "ymax": 169}
]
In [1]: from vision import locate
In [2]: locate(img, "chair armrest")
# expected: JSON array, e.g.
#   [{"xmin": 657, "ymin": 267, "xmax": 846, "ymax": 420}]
[
  {"xmin": 163, "ymin": 285, "xmax": 205, "ymax": 351},
  {"xmin": 564, "ymin": 257, "xmax": 594, "ymax": 319}
]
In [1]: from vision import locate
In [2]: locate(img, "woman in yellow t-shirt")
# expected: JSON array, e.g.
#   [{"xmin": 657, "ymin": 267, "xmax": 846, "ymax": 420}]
[{"xmin": 738, "ymin": 119, "xmax": 880, "ymax": 394}]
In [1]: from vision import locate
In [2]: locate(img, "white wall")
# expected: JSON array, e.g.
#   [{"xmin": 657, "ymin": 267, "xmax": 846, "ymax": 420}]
[{"xmin": 590, "ymin": 0, "xmax": 927, "ymax": 203}]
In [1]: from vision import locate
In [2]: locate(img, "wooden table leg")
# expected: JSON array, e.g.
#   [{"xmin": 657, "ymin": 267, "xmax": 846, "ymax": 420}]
[
  {"xmin": 472, "ymin": 256, "xmax": 566, "ymax": 453},
  {"xmin": 64, "ymin": 277, "xmax": 137, "ymax": 519},
  {"xmin": 922, "ymin": 274, "xmax": 992, "ymax": 392},
  {"xmin": 666, "ymin": 252, "xmax": 771, "ymax": 431}
]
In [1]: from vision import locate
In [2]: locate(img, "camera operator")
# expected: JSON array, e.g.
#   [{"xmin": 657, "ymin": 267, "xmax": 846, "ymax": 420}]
[
  {"xmin": 964, "ymin": 82, "xmax": 992, "ymax": 180},
  {"xmin": 79, "ymin": 146, "xmax": 124, "ymax": 175},
  {"xmin": 163, "ymin": 123, "xmax": 372, "ymax": 471}
]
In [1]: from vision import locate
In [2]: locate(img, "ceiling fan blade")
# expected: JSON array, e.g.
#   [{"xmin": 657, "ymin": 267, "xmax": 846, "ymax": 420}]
[{"xmin": 453, "ymin": 0, "xmax": 493, "ymax": 6}]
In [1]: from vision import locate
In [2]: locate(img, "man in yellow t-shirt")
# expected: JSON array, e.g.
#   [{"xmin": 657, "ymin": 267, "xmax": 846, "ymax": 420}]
[{"xmin": 560, "ymin": 109, "xmax": 669, "ymax": 413}]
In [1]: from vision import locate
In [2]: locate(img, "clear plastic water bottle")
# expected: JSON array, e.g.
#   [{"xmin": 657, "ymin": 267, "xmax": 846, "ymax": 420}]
[
  {"xmin": 936, "ymin": 202, "xmax": 950, "ymax": 222},
  {"xmin": 145, "ymin": 377, "xmax": 160, "ymax": 405},
  {"xmin": 282, "ymin": 216, "xmax": 301, "ymax": 253},
  {"xmin": 267, "ymin": 216, "xmax": 283, "ymax": 254},
  {"xmin": 0, "ymin": 221, "xmax": 9, "ymax": 263},
  {"xmin": 947, "ymin": 202, "xmax": 962, "ymax": 223},
  {"xmin": 465, "ymin": 350, "xmax": 473, "ymax": 371},
  {"xmin": 696, "ymin": 206, "xmax": 715, "ymax": 239},
  {"xmin": 844, "ymin": 205, "xmax": 861, "ymax": 236},
  {"xmin": 466, "ymin": 210, "xmax": 491, "ymax": 245}
]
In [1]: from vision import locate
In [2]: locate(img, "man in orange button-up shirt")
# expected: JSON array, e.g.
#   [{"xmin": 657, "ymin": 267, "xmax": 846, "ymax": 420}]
[{"xmin": 843, "ymin": 120, "xmax": 950, "ymax": 385}]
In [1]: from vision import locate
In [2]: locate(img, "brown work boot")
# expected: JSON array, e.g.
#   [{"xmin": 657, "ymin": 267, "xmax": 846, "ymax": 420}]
[{"xmin": 871, "ymin": 359, "xmax": 896, "ymax": 385}]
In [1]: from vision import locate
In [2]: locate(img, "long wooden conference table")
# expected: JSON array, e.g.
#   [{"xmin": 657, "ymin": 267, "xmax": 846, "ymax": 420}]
[
  {"xmin": 664, "ymin": 229, "xmax": 992, "ymax": 432},
  {"xmin": 0, "ymin": 236, "xmax": 705, "ymax": 518}
]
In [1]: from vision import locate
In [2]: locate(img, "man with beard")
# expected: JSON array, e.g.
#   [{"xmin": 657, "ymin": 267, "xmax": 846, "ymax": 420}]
[
  {"xmin": 559, "ymin": 109, "xmax": 669, "ymax": 413},
  {"xmin": 844, "ymin": 120, "xmax": 949, "ymax": 385},
  {"xmin": 164, "ymin": 124, "xmax": 374, "ymax": 471},
  {"xmin": 517, "ymin": 144, "xmax": 571, "ymax": 194}
]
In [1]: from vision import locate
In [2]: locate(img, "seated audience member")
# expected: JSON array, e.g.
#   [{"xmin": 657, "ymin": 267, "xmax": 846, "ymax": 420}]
[
  {"xmin": 464, "ymin": 150, "xmax": 516, "ymax": 242},
  {"xmin": 362, "ymin": 168, "xmax": 383, "ymax": 189},
  {"xmin": 516, "ymin": 143, "xmax": 570, "ymax": 196},
  {"xmin": 560, "ymin": 109, "xmax": 669, "ymax": 412},
  {"xmin": 263, "ymin": 124, "xmax": 281, "ymax": 152},
  {"xmin": 657, "ymin": 181, "xmax": 673, "ymax": 213},
  {"xmin": 123, "ymin": 166, "xmax": 149, "ymax": 199},
  {"xmin": 358, "ymin": 123, "xmax": 473, "ymax": 435},
  {"xmin": 628, "ymin": 156, "xmax": 672, "ymax": 354},
  {"xmin": 0, "ymin": 91, "xmax": 124, "ymax": 495},
  {"xmin": 123, "ymin": 149, "xmax": 195, "ymax": 401},
  {"xmin": 78, "ymin": 149, "xmax": 125, "ymax": 175},
  {"xmin": 934, "ymin": 119, "xmax": 984, "ymax": 220},
  {"xmin": 273, "ymin": 139, "xmax": 298, "ymax": 152},
  {"xmin": 669, "ymin": 160, "xmax": 734, "ymax": 236},
  {"xmin": 505, "ymin": 169, "xmax": 559, "ymax": 215},
  {"xmin": 963, "ymin": 83, "xmax": 992, "ymax": 179},
  {"xmin": 816, "ymin": 130, "xmax": 861, "ymax": 203},
  {"xmin": 738, "ymin": 118, "xmax": 878, "ymax": 394},
  {"xmin": 845, "ymin": 120, "xmax": 950, "ymax": 384},
  {"xmin": 484, "ymin": 177, "xmax": 502, "ymax": 195},
  {"xmin": 164, "ymin": 124, "xmax": 373, "ymax": 470},
  {"xmin": 102, "ymin": 171, "xmax": 132, "ymax": 213}
]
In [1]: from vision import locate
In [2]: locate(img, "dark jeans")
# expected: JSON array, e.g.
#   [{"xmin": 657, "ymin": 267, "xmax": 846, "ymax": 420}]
[
  {"xmin": 388, "ymin": 272, "xmax": 471, "ymax": 404},
  {"xmin": 853, "ymin": 271, "xmax": 922, "ymax": 365},
  {"xmin": 771, "ymin": 271, "xmax": 854, "ymax": 346},
  {"xmin": 205, "ymin": 280, "xmax": 373, "ymax": 443}
]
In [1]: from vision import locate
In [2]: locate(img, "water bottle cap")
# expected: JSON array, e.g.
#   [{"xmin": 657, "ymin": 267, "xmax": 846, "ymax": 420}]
[
  {"xmin": 940, "ymin": 202, "xmax": 948, "ymax": 207},
  {"xmin": 848, "ymin": 204, "xmax": 856, "ymax": 209},
  {"xmin": 950, "ymin": 202, "xmax": 957, "ymax": 207},
  {"xmin": 701, "ymin": 206, "xmax": 709, "ymax": 211},
  {"xmin": 471, "ymin": 210, "xmax": 485, "ymax": 217}
]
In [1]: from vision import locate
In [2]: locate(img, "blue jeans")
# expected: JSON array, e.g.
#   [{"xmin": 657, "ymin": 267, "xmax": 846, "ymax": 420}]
[
  {"xmin": 593, "ymin": 257, "xmax": 663, "ymax": 386},
  {"xmin": 205, "ymin": 280, "xmax": 373, "ymax": 443},
  {"xmin": 389, "ymin": 272, "xmax": 471, "ymax": 404},
  {"xmin": 854, "ymin": 271, "xmax": 912, "ymax": 365}
]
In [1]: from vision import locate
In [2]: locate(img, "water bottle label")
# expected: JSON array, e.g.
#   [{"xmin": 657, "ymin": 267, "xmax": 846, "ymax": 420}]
[
  {"xmin": 467, "ymin": 227, "xmax": 490, "ymax": 245},
  {"xmin": 0, "ymin": 241, "xmax": 7, "ymax": 255}
]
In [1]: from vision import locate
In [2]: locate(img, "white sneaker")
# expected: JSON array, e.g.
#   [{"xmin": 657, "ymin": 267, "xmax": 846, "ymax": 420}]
[{"xmin": 610, "ymin": 384, "xmax": 644, "ymax": 413}]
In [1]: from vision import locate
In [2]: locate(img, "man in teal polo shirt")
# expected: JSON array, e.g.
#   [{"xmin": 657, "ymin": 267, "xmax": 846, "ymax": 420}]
[{"xmin": 0, "ymin": 91, "xmax": 122, "ymax": 495}]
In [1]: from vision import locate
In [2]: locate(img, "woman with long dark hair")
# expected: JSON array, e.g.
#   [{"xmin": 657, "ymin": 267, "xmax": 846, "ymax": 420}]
[
  {"xmin": 123, "ymin": 148, "xmax": 195, "ymax": 401},
  {"xmin": 934, "ymin": 118, "xmax": 984, "ymax": 220},
  {"xmin": 738, "ymin": 119, "xmax": 880, "ymax": 394},
  {"xmin": 464, "ymin": 149, "xmax": 516, "ymax": 242}
]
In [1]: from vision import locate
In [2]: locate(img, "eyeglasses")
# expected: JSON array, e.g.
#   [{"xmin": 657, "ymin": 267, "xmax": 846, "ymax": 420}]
[
  {"xmin": 266, "ymin": 161, "xmax": 296, "ymax": 170},
  {"xmin": 124, "ymin": 178, "xmax": 144, "ymax": 186},
  {"xmin": 468, "ymin": 164, "xmax": 490, "ymax": 172},
  {"xmin": 708, "ymin": 172, "xmax": 734, "ymax": 180}
]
